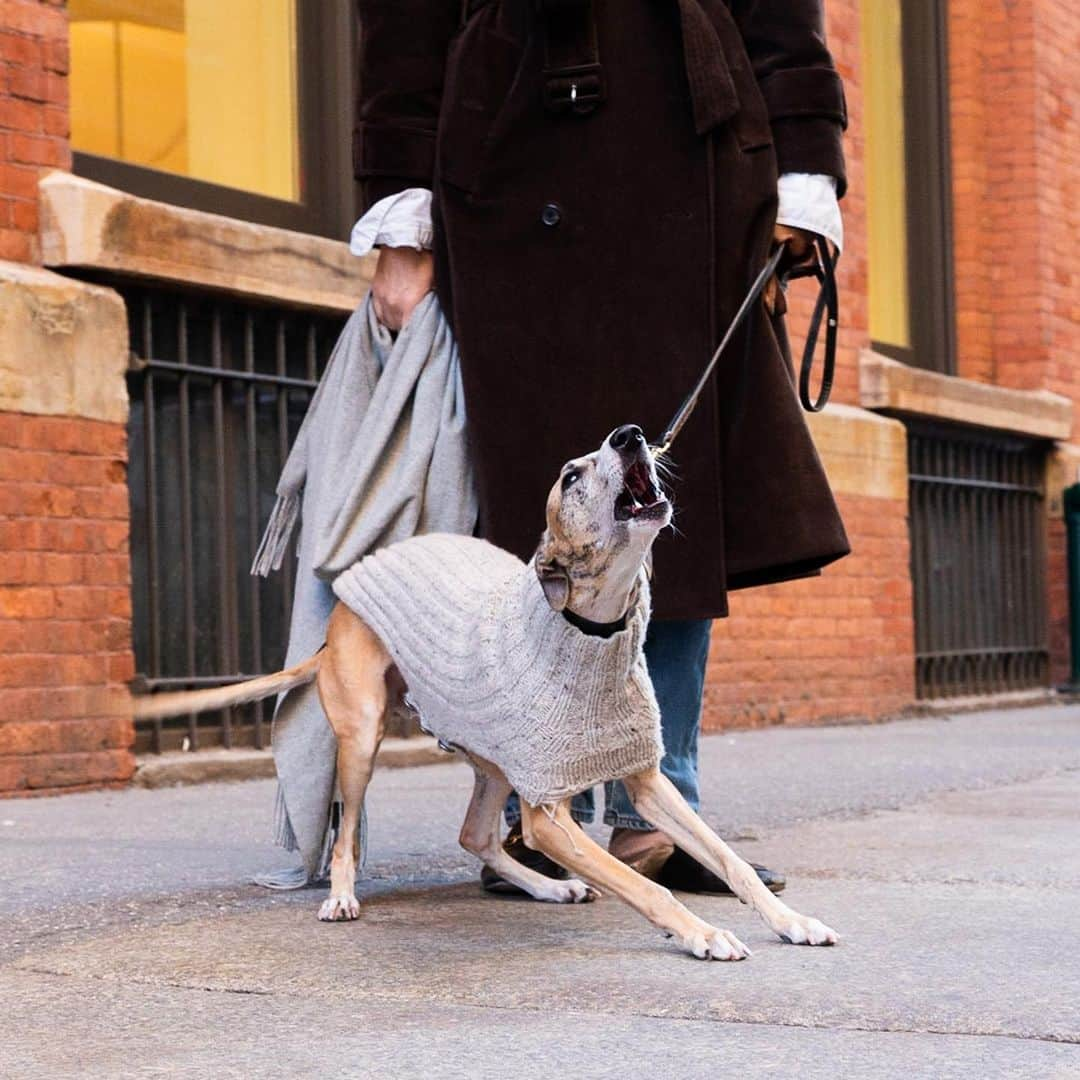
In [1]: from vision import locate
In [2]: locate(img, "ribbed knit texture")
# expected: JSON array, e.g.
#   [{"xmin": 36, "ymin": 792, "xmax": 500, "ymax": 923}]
[{"xmin": 333, "ymin": 534, "xmax": 663, "ymax": 807}]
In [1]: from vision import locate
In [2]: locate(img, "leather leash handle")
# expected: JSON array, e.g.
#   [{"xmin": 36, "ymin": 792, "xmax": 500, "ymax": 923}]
[
  {"xmin": 654, "ymin": 234, "xmax": 840, "ymax": 456},
  {"xmin": 793, "ymin": 234, "xmax": 839, "ymax": 413}
]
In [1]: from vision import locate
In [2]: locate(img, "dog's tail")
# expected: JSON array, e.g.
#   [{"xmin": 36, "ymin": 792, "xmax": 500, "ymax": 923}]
[{"xmin": 132, "ymin": 651, "xmax": 322, "ymax": 721}]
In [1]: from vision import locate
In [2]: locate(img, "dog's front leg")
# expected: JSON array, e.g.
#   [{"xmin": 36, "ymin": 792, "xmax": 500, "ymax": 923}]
[
  {"xmin": 521, "ymin": 800, "xmax": 750, "ymax": 960},
  {"xmin": 623, "ymin": 768, "xmax": 837, "ymax": 946}
]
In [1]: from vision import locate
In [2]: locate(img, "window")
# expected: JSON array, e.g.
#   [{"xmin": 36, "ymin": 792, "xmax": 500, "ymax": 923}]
[
  {"xmin": 860, "ymin": 0, "xmax": 956, "ymax": 373},
  {"xmin": 860, "ymin": 0, "xmax": 909, "ymax": 351},
  {"xmin": 69, "ymin": 1, "xmax": 357, "ymax": 238}
]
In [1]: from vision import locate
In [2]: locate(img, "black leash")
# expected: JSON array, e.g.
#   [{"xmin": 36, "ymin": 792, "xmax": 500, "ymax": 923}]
[
  {"xmin": 654, "ymin": 235, "xmax": 838, "ymax": 456},
  {"xmin": 792, "ymin": 234, "xmax": 839, "ymax": 414}
]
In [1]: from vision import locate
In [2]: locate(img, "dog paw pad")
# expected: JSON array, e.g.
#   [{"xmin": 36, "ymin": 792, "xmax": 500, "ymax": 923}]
[
  {"xmin": 318, "ymin": 894, "xmax": 361, "ymax": 922},
  {"xmin": 685, "ymin": 926, "xmax": 751, "ymax": 961},
  {"xmin": 778, "ymin": 916, "xmax": 837, "ymax": 946}
]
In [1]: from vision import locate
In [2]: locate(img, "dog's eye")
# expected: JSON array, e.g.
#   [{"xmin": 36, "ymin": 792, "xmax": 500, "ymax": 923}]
[{"xmin": 561, "ymin": 470, "xmax": 580, "ymax": 491}]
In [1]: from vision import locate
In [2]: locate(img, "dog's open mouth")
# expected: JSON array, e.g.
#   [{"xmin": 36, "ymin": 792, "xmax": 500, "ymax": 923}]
[{"xmin": 614, "ymin": 460, "xmax": 667, "ymax": 522}]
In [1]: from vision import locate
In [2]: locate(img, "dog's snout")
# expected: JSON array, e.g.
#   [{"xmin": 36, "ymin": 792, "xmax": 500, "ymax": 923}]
[{"xmin": 609, "ymin": 424, "xmax": 645, "ymax": 454}]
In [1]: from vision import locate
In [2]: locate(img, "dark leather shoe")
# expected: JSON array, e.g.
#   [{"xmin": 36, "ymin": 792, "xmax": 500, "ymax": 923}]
[
  {"xmin": 657, "ymin": 846, "xmax": 786, "ymax": 895},
  {"xmin": 479, "ymin": 823, "xmax": 568, "ymax": 895},
  {"xmin": 608, "ymin": 827, "xmax": 674, "ymax": 879}
]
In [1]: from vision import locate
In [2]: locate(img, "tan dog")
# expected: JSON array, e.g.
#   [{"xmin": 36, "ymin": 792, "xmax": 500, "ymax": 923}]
[{"xmin": 137, "ymin": 425, "xmax": 837, "ymax": 960}]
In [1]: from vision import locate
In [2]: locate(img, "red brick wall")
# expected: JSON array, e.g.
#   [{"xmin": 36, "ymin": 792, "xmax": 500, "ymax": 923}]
[
  {"xmin": 0, "ymin": 414, "xmax": 135, "ymax": 795},
  {"xmin": 1033, "ymin": 0, "xmax": 1079, "ymax": 685},
  {"xmin": 703, "ymin": 491, "xmax": 913, "ymax": 731},
  {"xmin": 0, "ymin": 3, "xmax": 131, "ymax": 795},
  {"xmin": 0, "ymin": 0, "xmax": 69, "ymax": 263},
  {"xmin": 950, "ymin": 0, "xmax": 1080, "ymax": 682},
  {"xmin": 948, "ymin": 0, "xmax": 1031, "ymax": 389},
  {"xmin": 1032, "ymin": 0, "xmax": 1080, "ymax": 430},
  {"xmin": 949, "ymin": 0, "xmax": 1080, "ymax": 424}
]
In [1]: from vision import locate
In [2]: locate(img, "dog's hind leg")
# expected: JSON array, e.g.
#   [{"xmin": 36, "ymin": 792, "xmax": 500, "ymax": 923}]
[
  {"xmin": 623, "ymin": 767, "xmax": 837, "ymax": 946},
  {"xmin": 458, "ymin": 756, "xmax": 597, "ymax": 904},
  {"xmin": 315, "ymin": 603, "xmax": 391, "ymax": 922},
  {"xmin": 521, "ymin": 800, "xmax": 751, "ymax": 961}
]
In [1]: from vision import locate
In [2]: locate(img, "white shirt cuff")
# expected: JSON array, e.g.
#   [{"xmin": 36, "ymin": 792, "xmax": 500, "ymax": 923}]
[
  {"xmin": 776, "ymin": 173, "xmax": 843, "ymax": 253},
  {"xmin": 349, "ymin": 188, "xmax": 433, "ymax": 256},
  {"xmin": 349, "ymin": 178, "xmax": 841, "ymax": 258}
]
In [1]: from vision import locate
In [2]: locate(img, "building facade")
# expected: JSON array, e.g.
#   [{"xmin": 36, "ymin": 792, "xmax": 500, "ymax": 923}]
[{"xmin": 0, "ymin": 0, "xmax": 1076, "ymax": 795}]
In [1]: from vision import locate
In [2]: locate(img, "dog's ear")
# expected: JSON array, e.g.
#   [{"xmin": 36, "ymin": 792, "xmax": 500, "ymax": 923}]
[{"xmin": 534, "ymin": 534, "xmax": 571, "ymax": 612}]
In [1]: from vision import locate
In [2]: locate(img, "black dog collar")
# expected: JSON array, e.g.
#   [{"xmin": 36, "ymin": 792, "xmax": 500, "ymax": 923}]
[{"xmin": 562, "ymin": 608, "xmax": 628, "ymax": 639}]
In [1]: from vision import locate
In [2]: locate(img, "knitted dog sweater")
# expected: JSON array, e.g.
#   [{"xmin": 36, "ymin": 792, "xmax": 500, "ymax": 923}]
[{"xmin": 332, "ymin": 534, "xmax": 663, "ymax": 806}]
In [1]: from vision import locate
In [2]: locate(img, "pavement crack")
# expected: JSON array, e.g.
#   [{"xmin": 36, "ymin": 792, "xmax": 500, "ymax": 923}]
[
  {"xmin": 10, "ymin": 964, "xmax": 276, "ymax": 997},
  {"xmin": 9, "ymin": 965, "xmax": 1077, "ymax": 1046}
]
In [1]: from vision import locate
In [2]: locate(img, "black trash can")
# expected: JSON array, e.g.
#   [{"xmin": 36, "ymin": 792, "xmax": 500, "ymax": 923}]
[{"xmin": 1066, "ymin": 482, "xmax": 1080, "ymax": 690}]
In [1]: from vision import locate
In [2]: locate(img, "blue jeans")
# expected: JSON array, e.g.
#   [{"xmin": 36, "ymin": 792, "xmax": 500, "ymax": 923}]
[{"xmin": 505, "ymin": 618, "xmax": 711, "ymax": 830}]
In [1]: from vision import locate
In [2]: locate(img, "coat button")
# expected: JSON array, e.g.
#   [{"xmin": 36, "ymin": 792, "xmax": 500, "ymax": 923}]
[{"xmin": 540, "ymin": 202, "xmax": 562, "ymax": 227}]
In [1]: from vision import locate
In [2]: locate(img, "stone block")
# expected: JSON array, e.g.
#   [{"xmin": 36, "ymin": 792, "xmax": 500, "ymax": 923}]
[
  {"xmin": 806, "ymin": 402, "xmax": 908, "ymax": 503},
  {"xmin": 0, "ymin": 260, "xmax": 128, "ymax": 423}
]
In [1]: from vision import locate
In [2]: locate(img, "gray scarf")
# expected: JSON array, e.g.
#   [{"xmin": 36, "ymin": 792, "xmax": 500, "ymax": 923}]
[{"xmin": 252, "ymin": 292, "xmax": 477, "ymax": 884}]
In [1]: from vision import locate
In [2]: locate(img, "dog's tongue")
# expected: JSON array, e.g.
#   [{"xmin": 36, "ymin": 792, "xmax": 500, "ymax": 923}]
[
  {"xmin": 615, "ymin": 462, "xmax": 663, "ymax": 521},
  {"xmin": 626, "ymin": 461, "xmax": 656, "ymax": 503}
]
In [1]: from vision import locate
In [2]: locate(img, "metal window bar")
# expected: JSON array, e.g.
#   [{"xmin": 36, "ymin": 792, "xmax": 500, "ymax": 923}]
[
  {"xmin": 908, "ymin": 421, "xmax": 1049, "ymax": 699},
  {"xmin": 123, "ymin": 283, "xmax": 345, "ymax": 753}
]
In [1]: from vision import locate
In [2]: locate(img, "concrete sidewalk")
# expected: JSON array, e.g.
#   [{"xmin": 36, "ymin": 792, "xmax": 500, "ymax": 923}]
[{"xmin": 2, "ymin": 704, "xmax": 1079, "ymax": 1079}]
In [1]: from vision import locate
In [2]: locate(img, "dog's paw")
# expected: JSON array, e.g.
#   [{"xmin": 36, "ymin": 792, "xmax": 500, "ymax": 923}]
[
  {"xmin": 318, "ymin": 893, "xmax": 361, "ymax": 922},
  {"xmin": 558, "ymin": 878, "xmax": 600, "ymax": 904},
  {"xmin": 537, "ymin": 878, "xmax": 599, "ymax": 904},
  {"xmin": 682, "ymin": 925, "xmax": 752, "ymax": 961},
  {"xmin": 776, "ymin": 914, "xmax": 837, "ymax": 946}
]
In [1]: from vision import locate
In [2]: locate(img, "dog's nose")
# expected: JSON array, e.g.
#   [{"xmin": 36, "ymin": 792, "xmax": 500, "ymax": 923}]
[{"xmin": 609, "ymin": 424, "xmax": 645, "ymax": 454}]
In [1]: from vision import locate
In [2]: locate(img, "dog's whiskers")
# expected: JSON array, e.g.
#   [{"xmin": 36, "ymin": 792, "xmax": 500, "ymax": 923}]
[{"xmin": 649, "ymin": 450, "xmax": 680, "ymax": 483}]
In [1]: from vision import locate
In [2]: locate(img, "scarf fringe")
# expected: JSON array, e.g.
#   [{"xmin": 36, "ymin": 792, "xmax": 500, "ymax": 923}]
[
  {"xmin": 313, "ymin": 802, "xmax": 370, "ymax": 881},
  {"xmin": 250, "ymin": 492, "xmax": 301, "ymax": 578},
  {"xmin": 273, "ymin": 781, "xmax": 299, "ymax": 851},
  {"xmin": 260, "ymin": 788, "xmax": 368, "ymax": 889}
]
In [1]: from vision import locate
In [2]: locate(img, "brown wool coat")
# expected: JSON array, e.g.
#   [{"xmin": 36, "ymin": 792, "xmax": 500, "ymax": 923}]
[{"xmin": 353, "ymin": 0, "xmax": 851, "ymax": 619}]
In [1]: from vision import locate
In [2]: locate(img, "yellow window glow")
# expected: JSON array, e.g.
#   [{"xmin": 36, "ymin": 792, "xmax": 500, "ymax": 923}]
[
  {"xmin": 69, "ymin": 0, "xmax": 299, "ymax": 203},
  {"xmin": 860, "ymin": 0, "xmax": 912, "ymax": 350}
]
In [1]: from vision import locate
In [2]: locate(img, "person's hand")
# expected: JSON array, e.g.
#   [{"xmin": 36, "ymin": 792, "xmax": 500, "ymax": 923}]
[
  {"xmin": 370, "ymin": 246, "xmax": 435, "ymax": 331},
  {"xmin": 773, "ymin": 223, "xmax": 818, "ymax": 263},
  {"xmin": 764, "ymin": 224, "xmax": 819, "ymax": 315}
]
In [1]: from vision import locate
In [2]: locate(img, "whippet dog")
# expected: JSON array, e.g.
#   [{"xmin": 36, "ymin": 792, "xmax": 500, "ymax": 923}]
[{"xmin": 137, "ymin": 426, "xmax": 837, "ymax": 960}]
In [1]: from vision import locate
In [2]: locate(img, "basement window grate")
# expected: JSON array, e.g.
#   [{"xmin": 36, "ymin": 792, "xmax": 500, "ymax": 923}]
[
  {"xmin": 908, "ymin": 421, "xmax": 1049, "ymax": 699},
  {"xmin": 122, "ymin": 283, "xmax": 345, "ymax": 754}
]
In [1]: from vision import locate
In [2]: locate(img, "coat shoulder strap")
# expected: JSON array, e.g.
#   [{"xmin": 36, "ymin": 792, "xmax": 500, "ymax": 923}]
[{"xmin": 537, "ymin": 0, "xmax": 605, "ymax": 115}]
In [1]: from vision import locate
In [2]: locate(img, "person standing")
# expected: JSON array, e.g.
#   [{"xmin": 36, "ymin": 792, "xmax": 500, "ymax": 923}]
[{"xmin": 351, "ymin": 0, "xmax": 849, "ymax": 892}]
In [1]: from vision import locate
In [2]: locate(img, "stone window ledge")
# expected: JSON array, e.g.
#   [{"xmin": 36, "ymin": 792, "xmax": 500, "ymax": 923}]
[
  {"xmin": 38, "ymin": 171, "xmax": 372, "ymax": 314},
  {"xmin": 859, "ymin": 349, "xmax": 1073, "ymax": 443}
]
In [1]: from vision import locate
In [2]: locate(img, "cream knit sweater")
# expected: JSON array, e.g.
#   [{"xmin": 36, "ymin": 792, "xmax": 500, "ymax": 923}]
[{"xmin": 333, "ymin": 534, "xmax": 663, "ymax": 807}]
